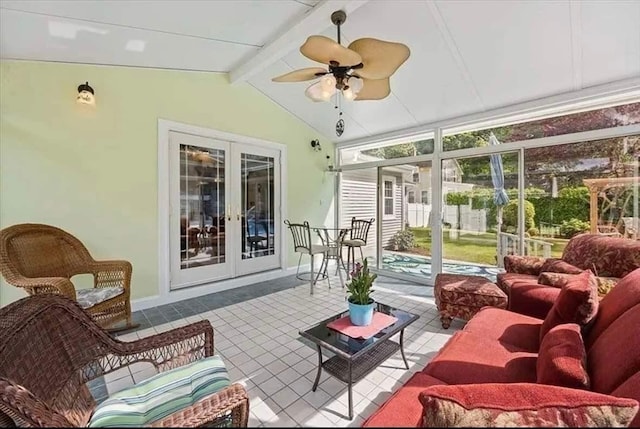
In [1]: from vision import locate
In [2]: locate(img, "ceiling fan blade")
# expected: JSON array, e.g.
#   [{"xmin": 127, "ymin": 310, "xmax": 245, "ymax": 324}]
[
  {"xmin": 300, "ymin": 35, "xmax": 362, "ymax": 67},
  {"xmin": 348, "ymin": 38, "xmax": 410, "ymax": 80},
  {"xmin": 272, "ymin": 67, "xmax": 328, "ymax": 82},
  {"xmin": 354, "ymin": 77, "xmax": 390, "ymax": 101}
]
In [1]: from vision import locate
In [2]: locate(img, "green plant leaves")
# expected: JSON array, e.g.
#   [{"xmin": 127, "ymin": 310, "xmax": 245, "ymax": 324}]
[{"xmin": 346, "ymin": 258, "xmax": 376, "ymax": 305}]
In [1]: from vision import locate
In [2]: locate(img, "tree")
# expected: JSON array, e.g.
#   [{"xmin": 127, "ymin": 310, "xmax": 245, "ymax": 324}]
[
  {"xmin": 503, "ymin": 200, "xmax": 536, "ymax": 232},
  {"xmin": 445, "ymin": 192, "xmax": 469, "ymax": 231},
  {"xmin": 361, "ymin": 138, "xmax": 434, "ymax": 160}
]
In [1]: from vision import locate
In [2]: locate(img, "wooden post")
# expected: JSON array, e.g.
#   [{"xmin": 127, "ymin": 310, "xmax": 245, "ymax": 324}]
[{"xmin": 588, "ymin": 185, "xmax": 598, "ymax": 234}]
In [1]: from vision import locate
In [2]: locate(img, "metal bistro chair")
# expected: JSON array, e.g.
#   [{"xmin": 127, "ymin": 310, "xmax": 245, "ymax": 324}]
[
  {"xmin": 342, "ymin": 217, "xmax": 375, "ymax": 276},
  {"xmin": 284, "ymin": 220, "xmax": 329, "ymax": 294}
]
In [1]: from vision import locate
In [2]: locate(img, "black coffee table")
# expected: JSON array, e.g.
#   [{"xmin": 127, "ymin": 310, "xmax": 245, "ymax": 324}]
[{"xmin": 299, "ymin": 303, "xmax": 419, "ymax": 420}]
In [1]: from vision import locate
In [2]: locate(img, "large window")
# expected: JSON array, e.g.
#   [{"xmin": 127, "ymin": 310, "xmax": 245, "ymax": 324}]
[
  {"xmin": 524, "ymin": 135, "xmax": 639, "ymax": 251},
  {"xmin": 337, "ymin": 101, "xmax": 639, "ymax": 284},
  {"xmin": 443, "ymin": 102, "xmax": 640, "ymax": 151},
  {"xmin": 340, "ymin": 138, "xmax": 434, "ymax": 165}
]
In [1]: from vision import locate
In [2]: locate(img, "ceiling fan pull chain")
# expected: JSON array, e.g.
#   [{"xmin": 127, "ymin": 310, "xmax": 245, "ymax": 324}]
[{"xmin": 335, "ymin": 92, "xmax": 345, "ymax": 137}]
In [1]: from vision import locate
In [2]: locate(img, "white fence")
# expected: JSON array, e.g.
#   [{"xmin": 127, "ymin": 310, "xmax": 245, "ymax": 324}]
[
  {"xmin": 497, "ymin": 232, "xmax": 554, "ymax": 267},
  {"xmin": 407, "ymin": 203, "xmax": 487, "ymax": 234}
]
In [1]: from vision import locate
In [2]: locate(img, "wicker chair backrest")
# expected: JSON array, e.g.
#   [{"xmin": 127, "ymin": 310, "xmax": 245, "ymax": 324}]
[
  {"xmin": 0, "ymin": 223, "xmax": 94, "ymax": 281},
  {"xmin": 0, "ymin": 295, "xmax": 114, "ymax": 427}
]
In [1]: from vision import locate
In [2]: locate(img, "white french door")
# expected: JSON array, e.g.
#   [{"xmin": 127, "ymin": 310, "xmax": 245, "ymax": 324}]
[{"xmin": 169, "ymin": 131, "xmax": 281, "ymax": 290}]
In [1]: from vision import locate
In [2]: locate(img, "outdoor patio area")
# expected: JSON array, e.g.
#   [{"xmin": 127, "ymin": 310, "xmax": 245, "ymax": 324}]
[
  {"xmin": 94, "ymin": 274, "xmax": 459, "ymax": 427},
  {"xmin": 380, "ymin": 251, "xmax": 502, "ymax": 282}
]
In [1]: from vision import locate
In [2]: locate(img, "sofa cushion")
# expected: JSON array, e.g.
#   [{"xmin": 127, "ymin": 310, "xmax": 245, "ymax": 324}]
[
  {"xmin": 423, "ymin": 332, "xmax": 537, "ymax": 385},
  {"xmin": 76, "ymin": 286, "xmax": 124, "ymax": 309},
  {"xmin": 537, "ymin": 323, "xmax": 589, "ymax": 390},
  {"xmin": 588, "ymin": 303, "xmax": 640, "ymax": 395},
  {"xmin": 540, "ymin": 258, "xmax": 584, "ymax": 275},
  {"xmin": 88, "ymin": 355, "xmax": 229, "ymax": 427},
  {"xmin": 510, "ymin": 282, "xmax": 561, "ymax": 320},
  {"xmin": 585, "ymin": 268, "xmax": 640, "ymax": 349},
  {"xmin": 561, "ymin": 233, "xmax": 640, "ymax": 278},
  {"xmin": 462, "ymin": 307, "xmax": 542, "ymax": 353},
  {"xmin": 540, "ymin": 271, "xmax": 598, "ymax": 342},
  {"xmin": 496, "ymin": 272, "xmax": 537, "ymax": 293},
  {"xmin": 418, "ymin": 383, "xmax": 639, "ymax": 428},
  {"xmin": 361, "ymin": 372, "xmax": 446, "ymax": 428}
]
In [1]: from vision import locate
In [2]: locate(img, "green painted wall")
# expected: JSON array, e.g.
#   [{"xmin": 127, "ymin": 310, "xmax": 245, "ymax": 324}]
[{"xmin": 0, "ymin": 60, "xmax": 335, "ymax": 307}]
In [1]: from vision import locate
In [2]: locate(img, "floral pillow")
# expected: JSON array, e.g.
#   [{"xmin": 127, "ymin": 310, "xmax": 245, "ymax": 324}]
[
  {"xmin": 419, "ymin": 383, "xmax": 638, "ymax": 427},
  {"xmin": 538, "ymin": 272, "xmax": 574, "ymax": 288},
  {"xmin": 540, "ymin": 258, "xmax": 584, "ymax": 275},
  {"xmin": 595, "ymin": 276, "xmax": 618, "ymax": 297}
]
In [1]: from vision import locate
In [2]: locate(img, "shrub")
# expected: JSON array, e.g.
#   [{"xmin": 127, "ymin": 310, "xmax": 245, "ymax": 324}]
[
  {"xmin": 503, "ymin": 200, "xmax": 536, "ymax": 231},
  {"xmin": 527, "ymin": 227, "xmax": 540, "ymax": 237},
  {"xmin": 559, "ymin": 218, "xmax": 590, "ymax": 238},
  {"xmin": 388, "ymin": 229, "xmax": 416, "ymax": 251}
]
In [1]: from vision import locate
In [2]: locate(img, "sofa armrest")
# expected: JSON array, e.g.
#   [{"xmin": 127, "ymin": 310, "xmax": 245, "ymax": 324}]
[
  {"xmin": 509, "ymin": 283, "xmax": 560, "ymax": 320},
  {"xmin": 419, "ymin": 383, "xmax": 639, "ymax": 427},
  {"xmin": 504, "ymin": 255, "xmax": 546, "ymax": 275}
]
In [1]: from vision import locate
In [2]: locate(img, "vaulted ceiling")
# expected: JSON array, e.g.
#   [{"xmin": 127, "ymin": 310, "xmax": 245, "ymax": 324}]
[{"xmin": 2, "ymin": 0, "xmax": 639, "ymax": 142}]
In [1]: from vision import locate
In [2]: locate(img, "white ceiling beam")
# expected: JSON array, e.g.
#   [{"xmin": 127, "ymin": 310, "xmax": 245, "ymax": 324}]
[{"xmin": 229, "ymin": 0, "xmax": 369, "ymax": 84}]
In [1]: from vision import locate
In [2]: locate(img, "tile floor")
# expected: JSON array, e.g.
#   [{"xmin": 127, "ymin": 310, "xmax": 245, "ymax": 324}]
[{"xmin": 96, "ymin": 273, "xmax": 464, "ymax": 427}]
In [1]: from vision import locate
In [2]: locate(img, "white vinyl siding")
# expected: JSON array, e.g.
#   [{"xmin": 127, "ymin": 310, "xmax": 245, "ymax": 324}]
[{"xmin": 340, "ymin": 170, "xmax": 404, "ymax": 255}]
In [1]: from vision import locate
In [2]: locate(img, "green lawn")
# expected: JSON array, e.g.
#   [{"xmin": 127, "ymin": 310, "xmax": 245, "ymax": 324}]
[{"xmin": 408, "ymin": 227, "xmax": 568, "ymax": 266}]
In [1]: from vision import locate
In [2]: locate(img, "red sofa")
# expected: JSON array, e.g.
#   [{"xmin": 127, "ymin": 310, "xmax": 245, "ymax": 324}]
[
  {"xmin": 497, "ymin": 233, "xmax": 640, "ymax": 320},
  {"xmin": 363, "ymin": 268, "xmax": 640, "ymax": 427}
]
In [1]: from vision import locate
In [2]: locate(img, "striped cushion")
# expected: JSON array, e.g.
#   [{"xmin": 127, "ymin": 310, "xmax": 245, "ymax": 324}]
[{"xmin": 89, "ymin": 355, "xmax": 229, "ymax": 427}]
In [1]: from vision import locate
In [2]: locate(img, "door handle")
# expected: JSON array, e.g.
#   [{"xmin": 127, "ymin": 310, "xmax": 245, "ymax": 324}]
[
  {"xmin": 237, "ymin": 210, "xmax": 240, "ymax": 221},
  {"xmin": 226, "ymin": 205, "xmax": 231, "ymax": 222}
]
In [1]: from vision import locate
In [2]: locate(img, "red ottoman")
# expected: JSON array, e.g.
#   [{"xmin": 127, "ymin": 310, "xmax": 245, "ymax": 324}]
[{"xmin": 435, "ymin": 274, "xmax": 508, "ymax": 328}]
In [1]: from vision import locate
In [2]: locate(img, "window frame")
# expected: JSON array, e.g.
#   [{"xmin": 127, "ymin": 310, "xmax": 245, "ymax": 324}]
[{"xmin": 382, "ymin": 175, "xmax": 396, "ymax": 220}]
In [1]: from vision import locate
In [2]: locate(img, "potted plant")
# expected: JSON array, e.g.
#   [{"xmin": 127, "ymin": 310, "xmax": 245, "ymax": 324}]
[{"xmin": 346, "ymin": 259, "xmax": 377, "ymax": 326}]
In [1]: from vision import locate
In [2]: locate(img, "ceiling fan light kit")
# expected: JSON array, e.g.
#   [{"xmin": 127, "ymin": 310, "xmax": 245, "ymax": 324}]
[{"xmin": 272, "ymin": 9, "xmax": 410, "ymax": 137}]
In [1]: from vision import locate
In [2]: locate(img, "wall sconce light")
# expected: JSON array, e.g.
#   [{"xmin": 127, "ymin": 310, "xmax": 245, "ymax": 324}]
[
  {"xmin": 310, "ymin": 139, "xmax": 321, "ymax": 152},
  {"xmin": 77, "ymin": 81, "xmax": 95, "ymax": 106}
]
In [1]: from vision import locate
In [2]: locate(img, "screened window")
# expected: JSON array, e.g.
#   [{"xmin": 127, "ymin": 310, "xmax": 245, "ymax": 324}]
[{"xmin": 421, "ymin": 191, "xmax": 429, "ymax": 204}]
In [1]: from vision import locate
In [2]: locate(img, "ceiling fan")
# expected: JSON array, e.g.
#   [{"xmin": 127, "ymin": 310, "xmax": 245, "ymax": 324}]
[{"xmin": 272, "ymin": 10, "xmax": 410, "ymax": 103}]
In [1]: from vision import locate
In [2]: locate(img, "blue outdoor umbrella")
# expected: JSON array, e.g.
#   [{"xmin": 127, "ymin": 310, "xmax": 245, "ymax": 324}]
[
  {"xmin": 489, "ymin": 133, "xmax": 510, "ymax": 208},
  {"xmin": 489, "ymin": 133, "xmax": 509, "ymax": 265}
]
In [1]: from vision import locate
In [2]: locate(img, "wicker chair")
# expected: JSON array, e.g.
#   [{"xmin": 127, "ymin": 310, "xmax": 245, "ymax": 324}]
[
  {"xmin": 0, "ymin": 223, "xmax": 134, "ymax": 330},
  {"xmin": 0, "ymin": 294, "xmax": 249, "ymax": 427}
]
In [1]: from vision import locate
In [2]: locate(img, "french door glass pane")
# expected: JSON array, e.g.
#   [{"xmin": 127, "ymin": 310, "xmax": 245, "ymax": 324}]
[
  {"xmin": 241, "ymin": 153, "xmax": 275, "ymax": 260},
  {"xmin": 179, "ymin": 144, "xmax": 226, "ymax": 269}
]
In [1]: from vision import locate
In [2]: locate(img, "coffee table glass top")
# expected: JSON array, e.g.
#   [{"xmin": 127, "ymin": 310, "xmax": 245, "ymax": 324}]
[{"xmin": 300, "ymin": 302, "xmax": 419, "ymax": 359}]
